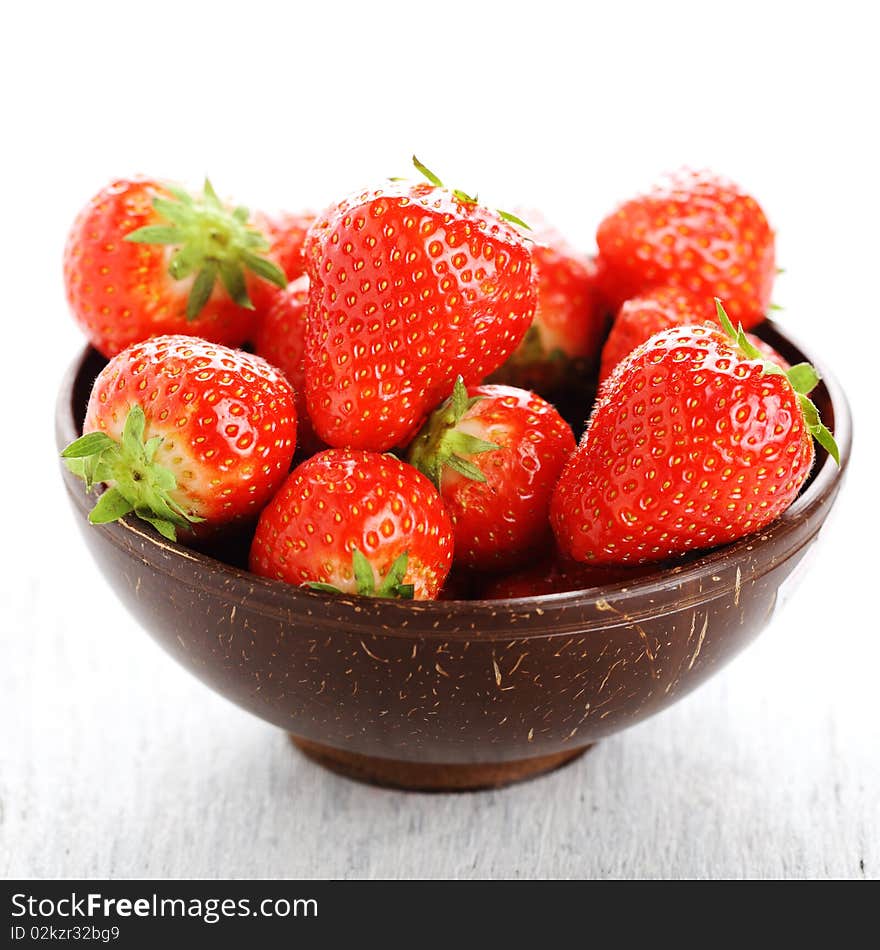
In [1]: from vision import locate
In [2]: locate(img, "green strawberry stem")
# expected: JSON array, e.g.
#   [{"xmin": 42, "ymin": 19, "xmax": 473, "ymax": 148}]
[
  {"xmin": 124, "ymin": 179, "xmax": 287, "ymax": 320},
  {"xmin": 410, "ymin": 157, "xmax": 530, "ymax": 230},
  {"xmin": 407, "ymin": 376, "xmax": 499, "ymax": 488},
  {"xmin": 60, "ymin": 405, "xmax": 202, "ymax": 541},
  {"xmin": 306, "ymin": 549, "xmax": 414, "ymax": 599},
  {"xmin": 714, "ymin": 298, "xmax": 839, "ymax": 464}
]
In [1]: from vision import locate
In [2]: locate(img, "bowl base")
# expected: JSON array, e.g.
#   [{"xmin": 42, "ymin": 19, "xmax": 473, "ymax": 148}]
[{"xmin": 289, "ymin": 736, "xmax": 592, "ymax": 791}]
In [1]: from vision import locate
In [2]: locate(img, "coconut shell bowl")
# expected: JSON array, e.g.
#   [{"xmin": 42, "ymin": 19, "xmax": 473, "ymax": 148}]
[{"xmin": 56, "ymin": 322, "xmax": 851, "ymax": 791}]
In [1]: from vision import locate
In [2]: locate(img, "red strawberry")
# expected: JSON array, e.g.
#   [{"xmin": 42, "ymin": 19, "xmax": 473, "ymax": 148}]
[
  {"xmin": 252, "ymin": 274, "xmax": 322, "ymax": 453},
  {"xmin": 596, "ymin": 170, "xmax": 775, "ymax": 328},
  {"xmin": 599, "ymin": 286, "xmax": 788, "ymax": 384},
  {"xmin": 249, "ymin": 449, "xmax": 453, "ymax": 600},
  {"xmin": 303, "ymin": 158, "xmax": 536, "ymax": 450},
  {"xmin": 61, "ymin": 335, "xmax": 297, "ymax": 540},
  {"xmin": 480, "ymin": 555, "xmax": 656, "ymax": 599},
  {"xmin": 551, "ymin": 302, "xmax": 838, "ymax": 565},
  {"xmin": 407, "ymin": 377, "xmax": 575, "ymax": 571},
  {"xmin": 490, "ymin": 216, "xmax": 609, "ymax": 392},
  {"xmin": 64, "ymin": 178, "xmax": 288, "ymax": 357},
  {"xmin": 248, "ymin": 209, "xmax": 315, "ymax": 313}
]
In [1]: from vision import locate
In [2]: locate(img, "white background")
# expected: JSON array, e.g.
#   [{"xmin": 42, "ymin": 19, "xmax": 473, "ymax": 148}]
[{"xmin": 2, "ymin": 0, "xmax": 877, "ymax": 879}]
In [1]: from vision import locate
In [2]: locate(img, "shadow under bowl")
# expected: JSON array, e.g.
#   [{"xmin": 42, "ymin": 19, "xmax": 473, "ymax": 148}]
[{"xmin": 56, "ymin": 322, "xmax": 852, "ymax": 790}]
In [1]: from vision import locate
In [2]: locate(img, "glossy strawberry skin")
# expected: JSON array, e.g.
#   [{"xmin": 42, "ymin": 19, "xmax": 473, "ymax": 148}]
[
  {"xmin": 599, "ymin": 286, "xmax": 788, "ymax": 384},
  {"xmin": 420, "ymin": 384, "xmax": 575, "ymax": 571},
  {"xmin": 83, "ymin": 335, "xmax": 297, "ymax": 529},
  {"xmin": 491, "ymin": 220, "xmax": 609, "ymax": 392},
  {"xmin": 551, "ymin": 324, "xmax": 814, "ymax": 565},
  {"xmin": 264, "ymin": 211, "xmax": 315, "ymax": 283},
  {"xmin": 249, "ymin": 449, "xmax": 454, "ymax": 600},
  {"xmin": 596, "ymin": 170, "xmax": 775, "ymax": 329},
  {"xmin": 248, "ymin": 210, "xmax": 315, "ymax": 314},
  {"xmin": 304, "ymin": 181, "xmax": 536, "ymax": 450},
  {"xmin": 64, "ymin": 179, "xmax": 257, "ymax": 357},
  {"xmin": 254, "ymin": 275, "xmax": 309, "ymax": 394},
  {"xmin": 253, "ymin": 275, "xmax": 321, "ymax": 453}
]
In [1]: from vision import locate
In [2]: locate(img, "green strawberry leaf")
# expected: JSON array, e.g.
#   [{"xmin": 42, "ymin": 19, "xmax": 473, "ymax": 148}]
[
  {"xmin": 811, "ymin": 423, "xmax": 840, "ymax": 465},
  {"xmin": 241, "ymin": 252, "xmax": 287, "ymax": 289},
  {"xmin": 144, "ymin": 435, "xmax": 163, "ymax": 462},
  {"xmin": 134, "ymin": 511, "xmax": 178, "ymax": 542},
  {"xmin": 715, "ymin": 297, "xmax": 839, "ymax": 465},
  {"xmin": 449, "ymin": 375, "xmax": 470, "ymax": 423},
  {"xmin": 89, "ymin": 488, "xmax": 134, "ymax": 525},
  {"xmin": 412, "ymin": 155, "xmax": 444, "ymax": 188},
  {"xmin": 305, "ymin": 549, "xmax": 415, "ymax": 600},
  {"xmin": 187, "ymin": 264, "xmax": 217, "ymax": 321},
  {"xmin": 202, "ymin": 177, "xmax": 221, "ymax": 206},
  {"xmin": 408, "ymin": 157, "xmax": 530, "ymax": 230},
  {"xmin": 63, "ymin": 455, "xmax": 89, "ymax": 482},
  {"xmin": 352, "ymin": 548, "xmax": 377, "ymax": 596},
  {"xmin": 164, "ymin": 184, "xmax": 194, "ymax": 205},
  {"xmin": 305, "ymin": 581, "xmax": 346, "ymax": 594},
  {"xmin": 123, "ymin": 178, "xmax": 288, "ymax": 320},
  {"xmin": 60, "ymin": 406, "xmax": 204, "ymax": 537},
  {"xmin": 407, "ymin": 376, "xmax": 498, "ymax": 487},
  {"xmin": 124, "ymin": 225, "xmax": 182, "ymax": 245},
  {"xmin": 218, "ymin": 260, "xmax": 254, "ymax": 310},
  {"xmin": 149, "ymin": 197, "xmax": 191, "ymax": 226},
  {"xmin": 376, "ymin": 551, "xmax": 410, "ymax": 597},
  {"xmin": 60, "ymin": 431, "xmax": 115, "ymax": 458},
  {"xmin": 786, "ymin": 362, "xmax": 821, "ymax": 395},
  {"xmin": 444, "ymin": 454, "xmax": 489, "ymax": 482},
  {"xmin": 122, "ymin": 403, "xmax": 146, "ymax": 453},
  {"xmin": 90, "ymin": 453, "xmax": 116, "ymax": 487},
  {"xmin": 451, "ymin": 432, "xmax": 500, "ymax": 456},
  {"xmin": 168, "ymin": 244, "xmax": 200, "ymax": 281},
  {"xmin": 497, "ymin": 209, "xmax": 532, "ymax": 230}
]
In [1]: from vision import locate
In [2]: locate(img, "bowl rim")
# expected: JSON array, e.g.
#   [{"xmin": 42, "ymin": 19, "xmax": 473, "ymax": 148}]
[{"xmin": 57, "ymin": 320, "xmax": 852, "ymax": 639}]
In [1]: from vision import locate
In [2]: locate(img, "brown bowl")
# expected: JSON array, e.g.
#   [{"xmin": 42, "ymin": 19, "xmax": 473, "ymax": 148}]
[{"xmin": 56, "ymin": 323, "xmax": 852, "ymax": 791}]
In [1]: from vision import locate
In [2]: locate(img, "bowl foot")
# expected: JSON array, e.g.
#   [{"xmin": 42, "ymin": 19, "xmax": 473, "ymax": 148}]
[{"xmin": 289, "ymin": 736, "xmax": 593, "ymax": 791}]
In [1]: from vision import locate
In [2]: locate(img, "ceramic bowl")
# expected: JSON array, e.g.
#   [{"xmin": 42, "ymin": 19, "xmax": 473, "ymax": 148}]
[{"xmin": 56, "ymin": 323, "xmax": 851, "ymax": 790}]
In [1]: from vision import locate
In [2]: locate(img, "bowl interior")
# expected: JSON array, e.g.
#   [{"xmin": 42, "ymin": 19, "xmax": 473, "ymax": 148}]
[{"xmin": 59, "ymin": 319, "xmax": 852, "ymax": 635}]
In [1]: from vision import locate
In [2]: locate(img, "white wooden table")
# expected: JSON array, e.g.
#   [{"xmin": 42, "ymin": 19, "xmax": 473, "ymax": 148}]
[{"xmin": 3, "ymin": 460, "xmax": 876, "ymax": 880}]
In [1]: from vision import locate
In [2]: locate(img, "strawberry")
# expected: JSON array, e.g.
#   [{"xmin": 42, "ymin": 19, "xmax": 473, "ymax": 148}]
[
  {"xmin": 407, "ymin": 377, "xmax": 575, "ymax": 571},
  {"xmin": 61, "ymin": 335, "xmax": 297, "ymax": 540},
  {"xmin": 248, "ymin": 209, "xmax": 315, "ymax": 314},
  {"xmin": 303, "ymin": 157, "xmax": 536, "ymax": 451},
  {"xmin": 596, "ymin": 170, "xmax": 775, "ymax": 328},
  {"xmin": 491, "ymin": 216, "xmax": 609, "ymax": 392},
  {"xmin": 252, "ymin": 274, "xmax": 322, "ymax": 453},
  {"xmin": 480, "ymin": 555, "xmax": 656, "ymax": 599},
  {"xmin": 249, "ymin": 449, "xmax": 454, "ymax": 600},
  {"xmin": 551, "ymin": 302, "xmax": 838, "ymax": 565},
  {"xmin": 599, "ymin": 286, "xmax": 788, "ymax": 384},
  {"xmin": 64, "ymin": 177, "xmax": 288, "ymax": 357}
]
